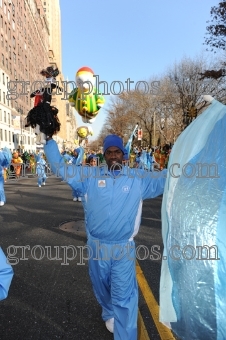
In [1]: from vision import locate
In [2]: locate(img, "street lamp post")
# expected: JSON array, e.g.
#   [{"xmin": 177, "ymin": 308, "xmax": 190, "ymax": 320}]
[{"xmin": 17, "ymin": 107, "xmax": 24, "ymax": 153}]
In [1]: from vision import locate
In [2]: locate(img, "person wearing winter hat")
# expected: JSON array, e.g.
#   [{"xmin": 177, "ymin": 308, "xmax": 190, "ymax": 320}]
[
  {"xmin": 44, "ymin": 134, "xmax": 167, "ymax": 339},
  {"xmin": 87, "ymin": 154, "xmax": 97, "ymax": 166}
]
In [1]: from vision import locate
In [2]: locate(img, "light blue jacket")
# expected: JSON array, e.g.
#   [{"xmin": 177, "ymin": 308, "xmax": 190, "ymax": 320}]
[
  {"xmin": 0, "ymin": 248, "xmax": 13, "ymax": 301},
  {"xmin": 34, "ymin": 154, "xmax": 46, "ymax": 175},
  {"xmin": 44, "ymin": 139, "xmax": 166, "ymax": 241}
]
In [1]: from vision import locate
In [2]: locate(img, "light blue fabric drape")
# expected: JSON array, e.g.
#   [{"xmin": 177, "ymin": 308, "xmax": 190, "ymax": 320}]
[{"xmin": 160, "ymin": 99, "xmax": 226, "ymax": 339}]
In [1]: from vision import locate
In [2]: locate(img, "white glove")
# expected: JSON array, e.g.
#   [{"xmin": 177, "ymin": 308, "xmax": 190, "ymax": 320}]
[
  {"xmin": 35, "ymin": 125, "xmax": 46, "ymax": 145},
  {"xmin": 202, "ymin": 95, "xmax": 214, "ymax": 103}
]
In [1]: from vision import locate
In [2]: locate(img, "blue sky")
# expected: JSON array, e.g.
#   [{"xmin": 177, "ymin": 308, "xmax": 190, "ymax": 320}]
[{"xmin": 59, "ymin": 0, "xmax": 219, "ymax": 139}]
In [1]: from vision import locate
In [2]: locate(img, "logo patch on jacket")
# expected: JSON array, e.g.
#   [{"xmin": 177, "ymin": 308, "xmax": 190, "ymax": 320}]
[
  {"xmin": 98, "ymin": 180, "xmax": 106, "ymax": 187},
  {"xmin": 122, "ymin": 185, "xmax": 130, "ymax": 193}
]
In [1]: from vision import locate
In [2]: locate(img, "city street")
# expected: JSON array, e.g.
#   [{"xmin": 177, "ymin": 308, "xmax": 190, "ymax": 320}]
[{"xmin": 0, "ymin": 175, "xmax": 175, "ymax": 340}]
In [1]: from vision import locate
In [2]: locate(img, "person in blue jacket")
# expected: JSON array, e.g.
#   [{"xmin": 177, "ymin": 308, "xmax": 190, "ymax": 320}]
[
  {"xmin": 44, "ymin": 134, "xmax": 166, "ymax": 340},
  {"xmin": 0, "ymin": 247, "xmax": 14, "ymax": 301},
  {"xmin": 87, "ymin": 154, "xmax": 97, "ymax": 166},
  {"xmin": 34, "ymin": 152, "xmax": 47, "ymax": 187},
  {"xmin": 71, "ymin": 147, "xmax": 84, "ymax": 202},
  {"xmin": 0, "ymin": 147, "xmax": 12, "ymax": 206}
]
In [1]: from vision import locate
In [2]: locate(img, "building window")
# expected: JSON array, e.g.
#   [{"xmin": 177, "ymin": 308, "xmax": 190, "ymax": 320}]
[
  {"xmin": 0, "ymin": 109, "xmax": 1, "ymax": 121},
  {"xmin": 13, "ymin": 52, "xmax": 16, "ymax": 63},
  {"xmin": 0, "ymin": 129, "xmax": 2, "ymax": 141},
  {"xmin": 8, "ymin": 112, "xmax": 10, "ymax": 125},
  {"xmin": 3, "ymin": 92, "xmax": 5, "ymax": 104},
  {"xmin": 4, "ymin": 111, "xmax": 6, "ymax": 123},
  {"xmin": 5, "ymin": 130, "xmax": 7, "ymax": 141},
  {"xmin": 12, "ymin": 36, "xmax": 16, "ymax": 48},
  {"xmin": 1, "ymin": 54, "xmax": 4, "ymax": 66},
  {"xmin": 3, "ymin": 73, "xmax": 5, "ymax": 84},
  {"xmin": 5, "ymin": 39, "xmax": 7, "ymax": 51},
  {"xmin": 0, "ymin": 34, "xmax": 3, "ymax": 47},
  {"xmin": 8, "ymin": 9, "xmax": 10, "ymax": 21},
  {"xmin": 12, "ymin": 20, "xmax": 15, "ymax": 30}
]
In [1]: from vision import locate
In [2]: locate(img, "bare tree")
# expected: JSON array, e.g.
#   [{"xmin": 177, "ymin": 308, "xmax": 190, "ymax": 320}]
[
  {"xmin": 167, "ymin": 55, "xmax": 225, "ymax": 127},
  {"xmin": 92, "ymin": 56, "xmax": 225, "ymax": 147},
  {"xmin": 204, "ymin": 0, "xmax": 226, "ymax": 52}
]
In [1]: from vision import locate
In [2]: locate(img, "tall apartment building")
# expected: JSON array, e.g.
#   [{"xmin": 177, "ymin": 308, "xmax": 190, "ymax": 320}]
[
  {"xmin": 41, "ymin": 0, "xmax": 77, "ymax": 151},
  {"xmin": 0, "ymin": 0, "xmax": 76, "ymax": 152}
]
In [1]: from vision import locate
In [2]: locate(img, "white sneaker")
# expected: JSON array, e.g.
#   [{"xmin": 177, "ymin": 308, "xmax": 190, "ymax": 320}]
[
  {"xmin": 105, "ymin": 318, "xmax": 114, "ymax": 333},
  {"xmin": 77, "ymin": 197, "xmax": 82, "ymax": 202},
  {"xmin": 73, "ymin": 197, "xmax": 77, "ymax": 202},
  {"xmin": 43, "ymin": 182, "xmax": 45, "ymax": 186},
  {"xmin": 0, "ymin": 201, "xmax": 4, "ymax": 206},
  {"xmin": 38, "ymin": 185, "xmax": 41, "ymax": 187}
]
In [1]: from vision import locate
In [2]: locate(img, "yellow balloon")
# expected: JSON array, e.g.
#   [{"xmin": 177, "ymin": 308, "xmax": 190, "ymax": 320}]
[{"xmin": 77, "ymin": 127, "xmax": 88, "ymax": 138}]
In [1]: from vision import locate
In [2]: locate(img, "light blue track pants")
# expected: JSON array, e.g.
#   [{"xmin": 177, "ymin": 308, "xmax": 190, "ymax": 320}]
[
  {"xmin": 0, "ymin": 174, "xmax": 6, "ymax": 203},
  {"xmin": 87, "ymin": 237, "xmax": 138, "ymax": 340},
  {"xmin": 37, "ymin": 169, "xmax": 46, "ymax": 186}
]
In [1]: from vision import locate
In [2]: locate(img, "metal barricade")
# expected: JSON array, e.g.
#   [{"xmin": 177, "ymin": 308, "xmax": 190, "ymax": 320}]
[{"xmin": 7, "ymin": 162, "xmax": 26, "ymax": 180}]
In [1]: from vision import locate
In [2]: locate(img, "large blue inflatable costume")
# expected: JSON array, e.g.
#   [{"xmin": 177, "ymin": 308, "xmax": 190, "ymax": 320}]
[{"xmin": 160, "ymin": 99, "xmax": 226, "ymax": 339}]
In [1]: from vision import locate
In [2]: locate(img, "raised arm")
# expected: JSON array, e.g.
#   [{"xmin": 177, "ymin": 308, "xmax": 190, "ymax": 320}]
[
  {"xmin": 141, "ymin": 169, "xmax": 167, "ymax": 200},
  {"xmin": 44, "ymin": 139, "xmax": 88, "ymax": 192}
]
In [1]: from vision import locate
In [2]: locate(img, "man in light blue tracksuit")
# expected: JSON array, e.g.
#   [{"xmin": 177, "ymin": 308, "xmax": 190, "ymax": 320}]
[{"xmin": 44, "ymin": 134, "xmax": 167, "ymax": 340}]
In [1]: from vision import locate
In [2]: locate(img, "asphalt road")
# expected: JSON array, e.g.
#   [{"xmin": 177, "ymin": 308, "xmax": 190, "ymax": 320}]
[{"xmin": 0, "ymin": 174, "xmax": 168, "ymax": 340}]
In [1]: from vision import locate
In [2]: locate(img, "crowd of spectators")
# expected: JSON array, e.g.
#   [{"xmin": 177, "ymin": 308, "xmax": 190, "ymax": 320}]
[
  {"xmin": 129, "ymin": 143, "xmax": 172, "ymax": 170},
  {"xmin": 1, "ymin": 142, "xmax": 172, "ymax": 182}
]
